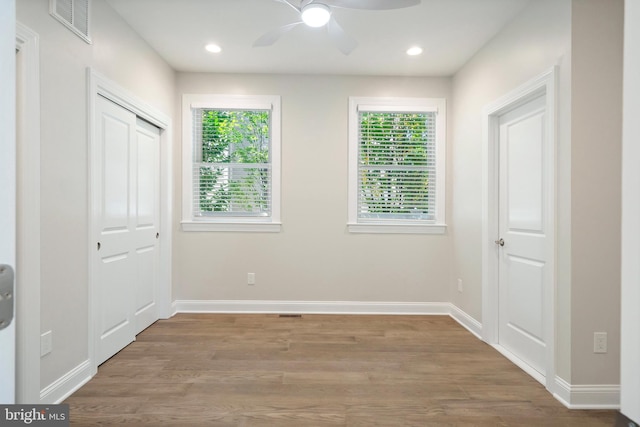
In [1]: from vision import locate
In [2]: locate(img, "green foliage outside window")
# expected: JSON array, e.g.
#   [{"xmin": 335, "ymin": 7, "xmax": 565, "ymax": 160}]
[
  {"xmin": 359, "ymin": 112, "xmax": 434, "ymax": 219},
  {"xmin": 197, "ymin": 110, "xmax": 271, "ymax": 215}
]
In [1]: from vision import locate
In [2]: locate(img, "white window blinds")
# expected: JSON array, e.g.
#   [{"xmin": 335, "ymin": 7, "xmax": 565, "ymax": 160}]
[
  {"xmin": 192, "ymin": 109, "xmax": 272, "ymax": 218},
  {"xmin": 357, "ymin": 111, "xmax": 437, "ymax": 221}
]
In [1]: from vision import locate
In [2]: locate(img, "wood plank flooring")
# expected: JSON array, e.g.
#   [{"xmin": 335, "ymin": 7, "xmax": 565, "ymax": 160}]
[{"xmin": 65, "ymin": 314, "xmax": 616, "ymax": 426}]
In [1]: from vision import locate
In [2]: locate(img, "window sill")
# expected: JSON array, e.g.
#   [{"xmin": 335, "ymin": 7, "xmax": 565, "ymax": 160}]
[
  {"xmin": 347, "ymin": 223, "xmax": 447, "ymax": 235},
  {"xmin": 181, "ymin": 221, "xmax": 282, "ymax": 233}
]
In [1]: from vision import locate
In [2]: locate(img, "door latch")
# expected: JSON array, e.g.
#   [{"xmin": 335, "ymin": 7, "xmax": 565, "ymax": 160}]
[{"xmin": 0, "ymin": 264, "xmax": 15, "ymax": 331}]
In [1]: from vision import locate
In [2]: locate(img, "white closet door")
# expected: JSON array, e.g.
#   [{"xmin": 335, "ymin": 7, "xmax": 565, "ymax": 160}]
[
  {"xmin": 133, "ymin": 118, "xmax": 160, "ymax": 334},
  {"xmin": 94, "ymin": 96, "xmax": 160, "ymax": 365}
]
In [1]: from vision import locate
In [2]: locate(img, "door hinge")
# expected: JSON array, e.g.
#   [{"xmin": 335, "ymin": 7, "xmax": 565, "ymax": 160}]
[{"xmin": 0, "ymin": 264, "xmax": 15, "ymax": 331}]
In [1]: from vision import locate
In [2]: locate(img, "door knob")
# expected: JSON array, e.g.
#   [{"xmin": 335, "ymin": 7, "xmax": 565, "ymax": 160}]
[{"xmin": 495, "ymin": 238, "xmax": 505, "ymax": 247}]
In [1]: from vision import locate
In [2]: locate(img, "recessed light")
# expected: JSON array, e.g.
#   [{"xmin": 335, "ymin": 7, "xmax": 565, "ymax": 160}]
[
  {"xmin": 205, "ymin": 44, "xmax": 222, "ymax": 53},
  {"xmin": 406, "ymin": 46, "xmax": 423, "ymax": 56}
]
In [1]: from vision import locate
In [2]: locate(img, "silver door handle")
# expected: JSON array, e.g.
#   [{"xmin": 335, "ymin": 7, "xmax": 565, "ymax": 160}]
[{"xmin": 495, "ymin": 238, "xmax": 505, "ymax": 247}]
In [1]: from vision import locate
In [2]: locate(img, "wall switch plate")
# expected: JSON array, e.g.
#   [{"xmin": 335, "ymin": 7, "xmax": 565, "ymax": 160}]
[
  {"xmin": 41, "ymin": 330, "xmax": 52, "ymax": 357},
  {"xmin": 594, "ymin": 332, "xmax": 607, "ymax": 353},
  {"xmin": 457, "ymin": 278, "xmax": 463, "ymax": 293},
  {"xmin": 248, "ymin": 273, "xmax": 255, "ymax": 285}
]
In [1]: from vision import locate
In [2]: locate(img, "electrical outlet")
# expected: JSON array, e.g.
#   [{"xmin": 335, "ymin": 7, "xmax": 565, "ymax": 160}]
[
  {"xmin": 594, "ymin": 332, "xmax": 607, "ymax": 353},
  {"xmin": 247, "ymin": 273, "xmax": 256, "ymax": 285},
  {"xmin": 41, "ymin": 330, "xmax": 52, "ymax": 357},
  {"xmin": 457, "ymin": 278, "xmax": 463, "ymax": 293}
]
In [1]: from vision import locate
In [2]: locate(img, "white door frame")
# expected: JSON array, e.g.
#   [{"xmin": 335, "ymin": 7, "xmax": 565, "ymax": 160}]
[
  {"xmin": 481, "ymin": 67, "xmax": 557, "ymax": 391},
  {"xmin": 87, "ymin": 68, "xmax": 172, "ymax": 375},
  {"xmin": 15, "ymin": 22, "xmax": 41, "ymax": 404},
  {"xmin": 621, "ymin": 0, "xmax": 640, "ymax": 420},
  {"xmin": 0, "ymin": 0, "xmax": 16, "ymax": 405}
]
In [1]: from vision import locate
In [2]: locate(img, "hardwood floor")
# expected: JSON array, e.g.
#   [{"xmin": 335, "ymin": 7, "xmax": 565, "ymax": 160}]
[{"xmin": 66, "ymin": 314, "xmax": 616, "ymax": 426}]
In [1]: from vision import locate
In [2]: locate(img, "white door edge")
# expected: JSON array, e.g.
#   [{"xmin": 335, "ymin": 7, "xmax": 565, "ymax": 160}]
[
  {"xmin": 0, "ymin": 0, "xmax": 16, "ymax": 404},
  {"xmin": 87, "ymin": 68, "xmax": 173, "ymax": 375},
  {"xmin": 15, "ymin": 21, "xmax": 41, "ymax": 404},
  {"xmin": 481, "ymin": 66, "xmax": 558, "ymax": 392}
]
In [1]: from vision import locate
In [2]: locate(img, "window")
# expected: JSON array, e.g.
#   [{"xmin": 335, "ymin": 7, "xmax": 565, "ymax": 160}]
[
  {"xmin": 182, "ymin": 94, "xmax": 281, "ymax": 232},
  {"xmin": 348, "ymin": 97, "xmax": 446, "ymax": 234}
]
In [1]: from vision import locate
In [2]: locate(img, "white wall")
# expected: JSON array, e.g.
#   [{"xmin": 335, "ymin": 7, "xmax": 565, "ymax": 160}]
[
  {"xmin": 451, "ymin": 0, "xmax": 624, "ymax": 390},
  {"xmin": 450, "ymin": 0, "xmax": 572, "ymax": 377},
  {"xmin": 174, "ymin": 73, "xmax": 453, "ymax": 304},
  {"xmin": 621, "ymin": 0, "xmax": 640, "ymax": 422},
  {"xmin": 16, "ymin": 0, "xmax": 175, "ymax": 396},
  {"xmin": 570, "ymin": 0, "xmax": 623, "ymax": 387}
]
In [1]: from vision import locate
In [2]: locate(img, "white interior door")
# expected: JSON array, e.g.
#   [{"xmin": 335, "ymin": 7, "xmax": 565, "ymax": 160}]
[
  {"xmin": 94, "ymin": 96, "xmax": 160, "ymax": 365},
  {"xmin": 0, "ymin": 3, "xmax": 17, "ymax": 402},
  {"xmin": 497, "ymin": 94, "xmax": 550, "ymax": 378}
]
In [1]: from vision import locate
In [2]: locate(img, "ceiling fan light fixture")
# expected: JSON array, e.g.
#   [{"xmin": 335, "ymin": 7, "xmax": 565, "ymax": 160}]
[
  {"xmin": 406, "ymin": 46, "xmax": 423, "ymax": 56},
  {"xmin": 301, "ymin": 3, "xmax": 331, "ymax": 28},
  {"xmin": 205, "ymin": 43, "xmax": 222, "ymax": 53}
]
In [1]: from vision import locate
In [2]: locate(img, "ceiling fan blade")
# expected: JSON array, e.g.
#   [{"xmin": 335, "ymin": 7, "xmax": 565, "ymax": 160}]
[
  {"xmin": 327, "ymin": 17, "xmax": 358, "ymax": 55},
  {"xmin": 253, "ymin": 22, "xmax": 303, "ymax": 47},
  {"xmin": 274, "ymin": 0, "xmax": 301, "ymax": 13},
  {"xmin": 322, "ymin": 0, "xmax": 420, "ymax": 10}
]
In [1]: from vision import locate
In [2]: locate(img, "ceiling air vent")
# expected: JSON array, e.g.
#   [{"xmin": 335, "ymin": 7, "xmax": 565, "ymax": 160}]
[{"xmin": 49, "ymin": 0, "xmax": 91, "ymax": 44}]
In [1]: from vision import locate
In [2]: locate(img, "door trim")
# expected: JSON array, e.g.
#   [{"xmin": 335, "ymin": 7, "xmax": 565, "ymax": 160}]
[
  {"xmin": 481, "ymin": 67, "xmax": 557, "ymax": 392},
  {"xmin": 15, "ymin": 22, "xmax": 41, "ymax": 404},
  {"xmin": 87, "ymin": 68, "xmax": 172, "ymax": 375}
]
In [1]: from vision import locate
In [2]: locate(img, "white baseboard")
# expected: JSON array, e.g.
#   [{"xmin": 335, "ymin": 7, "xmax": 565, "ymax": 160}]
[
  {"xmin": 490, "ymin": 347, "xmax": 621, "ymax": 410},
  {"xmin": 172, "ymin": 299, "xmax": 482, "ymax": 335},
  {"xmin": 40, "ymin": 359, "xmax": 92, "ymax": 404},
  {"xmin": 492, "ymin": 344, "xmax": 546, "ymax": 385},
  {"xmin": 448, "ymin": 304, "xmax": 483, "ymax": 338},
  {"xmin": 172, "ymin": 299, "xmax": 454, "ymax": 316},
  {"xmin": 553, "ymin": 377, "xmax": 620, "ymax": 409}
]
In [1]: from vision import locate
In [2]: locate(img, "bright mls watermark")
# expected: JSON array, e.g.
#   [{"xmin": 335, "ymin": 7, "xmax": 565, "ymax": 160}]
[{"xmin": 1, "ymin": 405, "xmax": 69, "ymax": 426}]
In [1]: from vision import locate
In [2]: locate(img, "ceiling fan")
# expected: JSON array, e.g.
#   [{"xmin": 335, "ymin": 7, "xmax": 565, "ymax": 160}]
[{"xmin": 253, "ymin": 0, "xmax": 422, "ymax": 55}]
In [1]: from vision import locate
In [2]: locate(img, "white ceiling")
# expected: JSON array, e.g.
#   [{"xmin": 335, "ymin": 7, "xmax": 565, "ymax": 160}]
[{"xmin": 106, "ymin": 0, "xmax": 530, "ymax": 77}]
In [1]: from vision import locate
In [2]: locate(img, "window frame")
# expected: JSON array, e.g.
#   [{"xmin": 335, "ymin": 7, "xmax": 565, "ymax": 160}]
[
  {"xmin": 181, "ymin": 94, "xmax": 281, "ymax": 232},
  {"xmin": 348, "ymin": 97, "xmax": 446, "ymax": 234}
]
